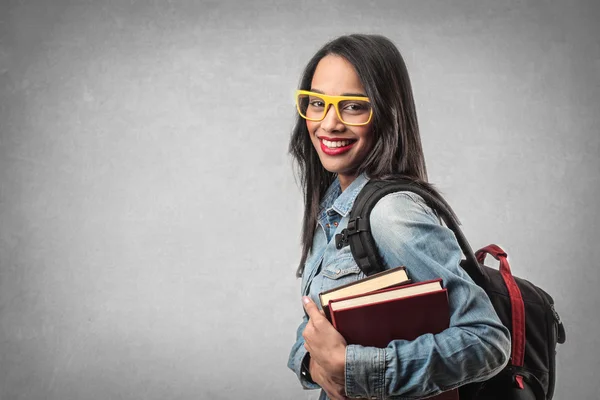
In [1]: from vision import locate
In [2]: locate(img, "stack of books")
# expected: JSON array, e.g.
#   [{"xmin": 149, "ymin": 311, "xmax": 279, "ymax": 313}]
[{"xmin": 319, "ymin": 266, "xmax": 459, "ymax": 400}]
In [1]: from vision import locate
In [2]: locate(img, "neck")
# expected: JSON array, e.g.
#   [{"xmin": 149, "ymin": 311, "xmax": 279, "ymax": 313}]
[{"xmin": 338, "ymin": 173, "xmax": 358, "ymax": 192}]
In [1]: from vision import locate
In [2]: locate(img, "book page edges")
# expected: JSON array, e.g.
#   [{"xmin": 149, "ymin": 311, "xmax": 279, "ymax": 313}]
[
  {"xmin": 329, "ymin": 280, "xmax": 444, "ymax": 311},
  {"xmin": 319, "ymin": 268, "xmax": 409, "ymax": 308}
]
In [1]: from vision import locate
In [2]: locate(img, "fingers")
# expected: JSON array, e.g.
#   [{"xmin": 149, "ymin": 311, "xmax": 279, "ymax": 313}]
[
  {"xmin": 311, "ymin": 360, "xmax": 348, "ymax": 400},
  {"xmin": 302, "ymin": 296, "xmax": 322, "ymax": 320},
  {"xmin": 322, "ymin": 381, "xmax": 349, "ymax": 400},
  {"xmin": 324, "ymin": 390, "xmax": 346, "ymax": 400},
  {"xmin": 302, "ymin": 297, "xmax": 349, "ymax": 399},
  {"xmin": 301, "ymin": 299, "xmax": 322, "ymax": 353},
  {"xmin": 303, "ymin": 340, "xmax": 311, "ymax": 353}
]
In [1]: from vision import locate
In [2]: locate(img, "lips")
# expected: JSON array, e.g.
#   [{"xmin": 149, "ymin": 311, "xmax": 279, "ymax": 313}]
[{"xmin": 318, "ymin": 136, "xmax": 357, "ymax": 156}]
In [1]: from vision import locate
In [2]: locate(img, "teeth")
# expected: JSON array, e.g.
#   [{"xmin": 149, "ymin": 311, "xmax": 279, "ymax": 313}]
[{"xmin": 323, "ymin": 139, "xmax": 351, "ymax": 148}]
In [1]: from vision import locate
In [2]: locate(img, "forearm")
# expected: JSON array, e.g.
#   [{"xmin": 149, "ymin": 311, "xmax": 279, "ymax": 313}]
[{"xmin": 345, "ymin": 323, "xmax": 509, "ymax": 399}]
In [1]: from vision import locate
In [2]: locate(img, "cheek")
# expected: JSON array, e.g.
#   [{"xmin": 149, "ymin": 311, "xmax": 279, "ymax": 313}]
[
  {"xmin": 306, "ymin": 121, "xmax": 318, "ymax": 135},
  {"xmin": 357, "ymin": 126, "xmax": 374, "ymax": 145}
]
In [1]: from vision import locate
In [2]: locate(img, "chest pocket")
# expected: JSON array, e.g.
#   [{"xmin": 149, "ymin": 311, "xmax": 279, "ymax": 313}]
[
  {"xmin": 319, "ymin": 254, "xmax": 363, "ymax": 293},
  {"xmin": 322, "ymin": 261, "xmax": 362, "ymax": 279}
]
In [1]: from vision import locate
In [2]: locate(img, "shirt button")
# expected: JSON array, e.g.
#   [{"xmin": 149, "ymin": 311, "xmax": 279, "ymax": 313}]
[
  {"xmin": 335, "ymin": 269, "xmax": 341, "ymax": 275},
  {"xmin": 333, "ymin": 221, "xmax": 339, "ymax": 227},
  {"xmin": 325, "ymin": 223, "xmax": 330, "ymax": 228}
]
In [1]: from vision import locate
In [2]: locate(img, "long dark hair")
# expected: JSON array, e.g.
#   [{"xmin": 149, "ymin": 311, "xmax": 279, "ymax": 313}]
[{"xmin": 290, "ymin": 34, "xmax": 432, "ymax": 277}]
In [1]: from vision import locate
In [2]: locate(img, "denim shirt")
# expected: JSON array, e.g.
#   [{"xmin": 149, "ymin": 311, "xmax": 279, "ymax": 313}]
[{"xmin": 287, "ymin": 173, "xmax": 511, "ymax": 400}]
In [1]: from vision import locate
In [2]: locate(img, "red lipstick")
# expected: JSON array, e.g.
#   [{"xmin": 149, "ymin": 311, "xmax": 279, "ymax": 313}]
[{"xmin": 319, "ymin": 137, "xmax": 357, "ymax": 156}]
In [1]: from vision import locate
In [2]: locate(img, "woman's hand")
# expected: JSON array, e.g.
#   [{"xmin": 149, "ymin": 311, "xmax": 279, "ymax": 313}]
[
  {"xmin": 302, "ymin": 296, "xmax": 349, "ymax": 400},
  {"xmin": 309, "ymin": 356, "xmax": 349, "ymax": 400}
]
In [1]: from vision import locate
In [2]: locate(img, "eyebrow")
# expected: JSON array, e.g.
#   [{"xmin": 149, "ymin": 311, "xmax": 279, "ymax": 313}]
[{"xmin": 310, "ymin": 88, "xmax": 368, "ymax": 97}]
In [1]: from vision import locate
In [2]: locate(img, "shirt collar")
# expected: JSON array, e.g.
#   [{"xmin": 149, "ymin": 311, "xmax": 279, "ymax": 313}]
[{"xmin": 319, "ymin": 172, "xmax": 370, "ymax": 219}]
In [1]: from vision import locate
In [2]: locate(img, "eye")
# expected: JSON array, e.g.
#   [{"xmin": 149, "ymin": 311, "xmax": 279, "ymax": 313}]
[
  {"xmin": 345, "ymin": 103, "xmax": 364, "ymax": 110},
  {"xmin": 308, "ymin": 98, "xmax": 325, "ymax": 108},
  {"xmin": 341, "ymin": 101, "xmax": 370, "ymax": 114}
]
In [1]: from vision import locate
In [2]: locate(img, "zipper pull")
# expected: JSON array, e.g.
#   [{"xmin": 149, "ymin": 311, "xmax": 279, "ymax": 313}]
[{"xmin": 551, "ymin": 304, "xmax": 566, "ymax": 344}]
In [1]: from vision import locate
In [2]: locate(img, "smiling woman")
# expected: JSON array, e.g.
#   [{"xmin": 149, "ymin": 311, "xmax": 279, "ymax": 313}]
[{"xmin": 287, "ymin": 34, "xmax": 511, "ymax": 400}]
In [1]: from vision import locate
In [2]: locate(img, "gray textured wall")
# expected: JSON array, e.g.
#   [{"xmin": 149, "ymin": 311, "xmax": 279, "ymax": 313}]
[{"xmin": 1, "ymin": 1, "xmax": 598, "ymax": 399}]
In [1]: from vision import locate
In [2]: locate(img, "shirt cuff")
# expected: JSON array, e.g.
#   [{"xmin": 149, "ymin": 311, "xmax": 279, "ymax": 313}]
[
  {"xmin": 295, "ymin": 348, "xmax": 321, "ymax": 390},
  {"xmin": 345, "ymin": 344, "xmax": 386, "ymax": 399}
]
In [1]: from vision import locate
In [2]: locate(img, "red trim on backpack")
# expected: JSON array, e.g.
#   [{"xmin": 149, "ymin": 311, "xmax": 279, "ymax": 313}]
[
  {"xmin": 476, "ymin": 245, "xmax": 526, "ymax": 369},
  {"xmin": 515, "ymin": 375, "xmax": 525, "ymax": 389}
]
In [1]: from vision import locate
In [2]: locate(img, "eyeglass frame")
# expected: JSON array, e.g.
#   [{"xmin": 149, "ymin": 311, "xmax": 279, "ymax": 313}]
[{"xmin": 295, "ymin": 90, "xmax": 374, "ymax": 126}]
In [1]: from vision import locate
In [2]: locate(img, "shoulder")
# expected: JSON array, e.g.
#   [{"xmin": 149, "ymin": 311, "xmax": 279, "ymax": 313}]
[
  {"xmin": 366, "ymin": 190, "xmax": 464, "ymax": 279},
  {"xmin": 366, "ymin": 190, "xmax": 444, "ymax": 249},
  {"xmin": 369, "ymin": 191, "xmax": 439, "ymax": 227}
]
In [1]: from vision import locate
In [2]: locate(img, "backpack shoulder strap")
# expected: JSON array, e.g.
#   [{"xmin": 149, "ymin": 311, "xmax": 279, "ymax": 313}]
[{"xmin": 337, "ymin": 179, "xmax": 485, "ymax": 283}]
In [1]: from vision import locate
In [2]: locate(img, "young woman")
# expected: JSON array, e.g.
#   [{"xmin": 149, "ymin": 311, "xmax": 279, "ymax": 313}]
[{"xmin": 287, "ymin": 34, "xmax": 511, "ymax": 400}]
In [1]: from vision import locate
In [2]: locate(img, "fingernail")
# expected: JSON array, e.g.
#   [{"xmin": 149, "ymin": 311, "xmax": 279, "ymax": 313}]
[{"xmin": 302, "ymin": 296, "xmax": 310, "ymax": 305}]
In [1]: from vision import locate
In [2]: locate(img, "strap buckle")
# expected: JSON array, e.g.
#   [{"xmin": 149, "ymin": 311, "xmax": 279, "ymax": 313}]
[{"xmin": 334, "ymin": 217, "xmax": 366, "ymax": 249}]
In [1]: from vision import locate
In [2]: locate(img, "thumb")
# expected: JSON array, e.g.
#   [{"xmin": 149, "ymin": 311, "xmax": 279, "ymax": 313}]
[{"xmin": 302, "ymin": 296, "xmax": 322, "ymax": 319}]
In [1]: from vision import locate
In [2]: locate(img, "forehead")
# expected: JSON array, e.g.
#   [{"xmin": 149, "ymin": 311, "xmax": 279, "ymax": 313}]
[{"xmin": 311, "ymin": 55, "xmax": 365, "ymax": 95}]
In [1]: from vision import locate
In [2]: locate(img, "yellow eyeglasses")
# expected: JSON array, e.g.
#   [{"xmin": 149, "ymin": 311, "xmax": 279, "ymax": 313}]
[{"xmin": 295, "ymin": 90, "xmax": 373, "ymax": 126}]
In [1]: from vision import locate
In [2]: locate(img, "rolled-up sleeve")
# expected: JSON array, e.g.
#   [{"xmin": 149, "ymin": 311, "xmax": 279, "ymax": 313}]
[{"xmin": 344, "ymin": 192, "xmax": 511, "ymax": 399}]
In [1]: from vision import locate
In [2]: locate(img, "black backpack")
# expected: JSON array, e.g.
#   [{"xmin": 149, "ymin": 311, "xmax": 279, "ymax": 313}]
[{"xmin": 334, "ymin": 179, "xmax": 566, "ymax": 400}]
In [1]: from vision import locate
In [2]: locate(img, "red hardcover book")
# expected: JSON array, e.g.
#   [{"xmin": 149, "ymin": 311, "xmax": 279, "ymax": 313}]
[{"xmin": 329, "ymin": 278, "xmax": 459, "ymax": 400}]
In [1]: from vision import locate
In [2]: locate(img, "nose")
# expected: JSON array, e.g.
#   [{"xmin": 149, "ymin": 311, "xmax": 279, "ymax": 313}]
[{"xmin": 320, "ymin": 105, "xmax": 345, "ymax": 132}]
